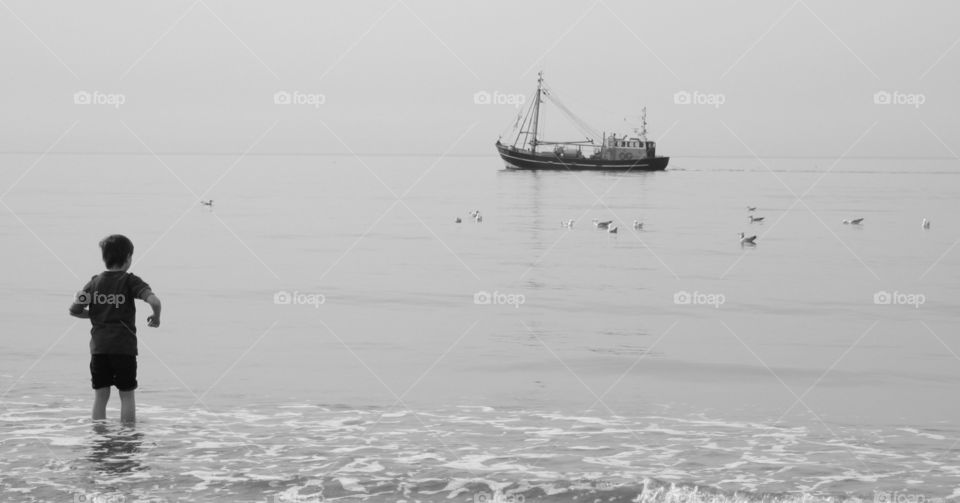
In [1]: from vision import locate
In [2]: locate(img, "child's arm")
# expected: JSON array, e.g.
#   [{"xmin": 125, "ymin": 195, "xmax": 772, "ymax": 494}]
[
  {"xmin": 69, "ymin": 290, "xmax": 90, "ymax": 319},
  {"xmin": 143, "ymin": 293, "xmax": 161, "ymax": 327}
]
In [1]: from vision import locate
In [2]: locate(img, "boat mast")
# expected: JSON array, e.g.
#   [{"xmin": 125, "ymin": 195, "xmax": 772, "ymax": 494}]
[{"xmin": 528, "ymin": 71, "xmax": 543, "ymax": 151}]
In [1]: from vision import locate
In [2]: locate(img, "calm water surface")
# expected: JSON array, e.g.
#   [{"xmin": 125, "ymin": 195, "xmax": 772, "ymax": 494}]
[{"xmin": 1, "ymin": 155, "xmax": 958, "ymax": 501}]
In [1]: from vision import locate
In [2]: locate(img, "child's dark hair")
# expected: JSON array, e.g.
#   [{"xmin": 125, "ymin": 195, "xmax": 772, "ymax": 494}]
[{"xmin": 99, "ymin": 234, "xmax": 134, "ymax": 268}]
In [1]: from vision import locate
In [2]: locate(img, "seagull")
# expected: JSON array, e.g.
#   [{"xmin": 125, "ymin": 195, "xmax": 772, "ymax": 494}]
[
  {"xmin": 561, "ymin": 219, "xmax": 574, "ymax": 228},
  {"xmin": 608, "ymin": 225, "xmax": 618, "ymax": 234},
  {"xmin": 455, "ymin": 217, "xmax": 462, "ymax": 224},
  {"xmin": 593, "ymin": 219, "xmax": 613, "ymax": 229},
  {"xmin": 747, "ymin": 206, "xmax": 757, "ymax": 211},
  {"xmin": 633, "ymin": 220, "xmax": 643, "ymax": 230},
  {"xmin": 200, "ymin": 200, "xmax": 213, "ymax": 207},
  {"xmin": 922, "ymin": 218, "xmax": 931, "ymax": 229},
  {"xmin": 475, "ymin": 213, "xmax": 483, "ymax": 223},
  {"xmin": 842, "ymin": 218, "xmax": 864, "ymax": 225},
  {"xmin": 738, "ymin": 232, "xmax": 757, "ymax": 245},
  {"xmin": 749, "ymin": 215, "xmax": 764, "ymax": 223}
]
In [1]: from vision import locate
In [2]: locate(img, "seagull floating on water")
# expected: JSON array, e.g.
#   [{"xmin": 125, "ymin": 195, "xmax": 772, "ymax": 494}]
[
  {"xmin": 561, "ymin": 219, "xmax": 574, "ymax": 228},
  {"xmin": 475, "ymin": 213, "xmax": 483, "ymax": 223},
  {"xmin": 922, "ymin": 218, "xmax": 931, "ymax": 229},
  {"xmin": 633, "ymin": 220, "xmax": 643, "ymax": 230},
  {"xmin": 747, "ymin": 206, "xmax": 757, "ymax": 211},
  {"xmin": 842, "ymin": 218, "xmax": 864, "ymax": 225},
  {"xmin": 593, "ymin": 219, "xmax": 613, "ymax": 229},
  {"xmin": 608, "ymin": 225, "xmax": 618, "ymax": 234},
  {"xmin": 200, "ymin": 200, "xmax": 213, "ymax": 207},
  {"xmin": 455, "ymin": 217, "xmax": 461, "ymax": 224},
  {"xmin": 748, "ymin": 215, "xmax": 764, "ymax": 223},
  {"xmin": 738, "ymin": 232, "xmax": 757, "ymax": 245}
]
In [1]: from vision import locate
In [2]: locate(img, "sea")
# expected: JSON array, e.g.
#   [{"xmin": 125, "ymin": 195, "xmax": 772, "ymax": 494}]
[{"xmin": 0, "ymin": 154, "xmax": 958, "ymax": 502}]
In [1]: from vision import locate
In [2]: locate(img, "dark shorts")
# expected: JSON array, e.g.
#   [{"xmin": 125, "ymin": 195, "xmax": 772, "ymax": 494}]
[{"xmin": 90, "ymin": 354, "xmax": 138, "ymax": 391}]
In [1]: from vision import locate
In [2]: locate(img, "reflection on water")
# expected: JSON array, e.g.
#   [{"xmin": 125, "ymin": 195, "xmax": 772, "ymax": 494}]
[{"xmin": 88, "ymin": 422, "xmax": 146, "ymax": 476}]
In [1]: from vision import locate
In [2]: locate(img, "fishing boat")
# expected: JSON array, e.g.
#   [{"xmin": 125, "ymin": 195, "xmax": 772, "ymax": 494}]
[{"xmin": 495, "ymin": 72, "xmax": 669, "ymax": 171}]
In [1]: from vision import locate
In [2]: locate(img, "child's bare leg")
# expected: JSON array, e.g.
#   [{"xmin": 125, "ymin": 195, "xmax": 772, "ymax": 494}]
[
  {"xmin": 119, "ymin": 390, "xmax": 136, "ymax": 424},
  {"xmin": 92, "ymin": 387, "xmax": 110, "ymax": 420}
]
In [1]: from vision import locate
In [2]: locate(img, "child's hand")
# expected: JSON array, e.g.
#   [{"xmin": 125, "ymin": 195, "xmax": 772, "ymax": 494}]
[{"xmin": 147, "ymin": 315, "xmax": 160, "ymax": 328}]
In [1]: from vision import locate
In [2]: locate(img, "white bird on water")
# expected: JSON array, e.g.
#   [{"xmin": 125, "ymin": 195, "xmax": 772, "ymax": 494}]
[
  {"xmin": 738, "ymin": 232, "xmax": 757, "ymax": 245},
  {"xmin": 749, "ymin": 215, "xmax": 764, "ymax": 223},
  {"xmin": 842, "ymin": 217, "xmax": 864, "ymax": 225},
  {"xmin": 747, "ymin": 206, "xmax": 757, "ymax": 211},
  {"xmin": 633, "ymin": 220, "xmax": 643, "ymax": 230},
  {"xmin": 561, "ymin": 219, "xmax": 574, "ymax": 228},
  {"xmin": 475, "ymin": 213, "xmax": 483, "ymax": 223},
  {"xmin": 455, "ymin": 217, "xmax": 461, "ymax": 224},
  {"xmin": 608, "ymin": 225, "xmax": 618, "ymax": 234},
  {"xmin": 593, "ymin": 219, "xmax": 613, "ymax": 229},
  {"xmin": 200, "ymin": 200, "xmax": 213, "ymax": 207},
  {"xmin": 922, "ymin": 218, "xmax": 931, "ymax": 229}
]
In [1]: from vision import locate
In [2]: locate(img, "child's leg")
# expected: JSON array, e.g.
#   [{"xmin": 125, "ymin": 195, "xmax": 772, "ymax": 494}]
[
  {"xmin": 119, "ymin": 390, "xmax": 135, "ymax": 424},
  {"xmin": 92, "ymin": 387, "xmax": 110, "ymax": 420}
]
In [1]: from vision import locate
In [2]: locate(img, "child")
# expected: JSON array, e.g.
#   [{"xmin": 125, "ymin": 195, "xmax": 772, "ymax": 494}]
[{"xmin": 69, "ymin": 234, "xmax": 161, "ymax": 424}]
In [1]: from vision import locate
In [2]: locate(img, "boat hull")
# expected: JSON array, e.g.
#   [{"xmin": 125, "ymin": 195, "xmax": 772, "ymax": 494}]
[{"xmin": 496, "ymin": 143, "xmax": 668, "ymax": 171}]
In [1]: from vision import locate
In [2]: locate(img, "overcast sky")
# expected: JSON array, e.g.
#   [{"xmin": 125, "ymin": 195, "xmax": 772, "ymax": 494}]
[{"xmin": 1, "ymin": 0, "xmax": 958, "ymax": 157}]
